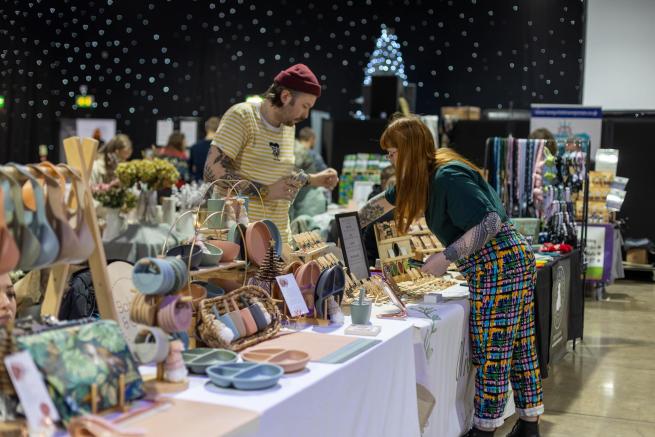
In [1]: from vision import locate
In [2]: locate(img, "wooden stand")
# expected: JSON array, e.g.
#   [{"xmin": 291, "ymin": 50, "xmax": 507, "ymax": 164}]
[
  {"xmin": 189, "ymin": 261, "xmax": 251, "ymax": 280},
  {"xmin": 285, "ymin": 300, "xmax": 332, "ymax": 327},
  {"xmin": 38, "ymin": 137, "xmax": 116, "ymax": 320},
  {"xmin": 84, "ymin": 374, "xmax": 129, "ymax": 415},
  {"xmin": 281, "ymin": 251, "xmax": 342, "ymax": 327},
  {"xmin": 373, "ymin": 222, "xmax": 413, "ymax": 265},
  {"xmin": 143, "ymin": 363, "xmax": 189, "ymax": 395}
]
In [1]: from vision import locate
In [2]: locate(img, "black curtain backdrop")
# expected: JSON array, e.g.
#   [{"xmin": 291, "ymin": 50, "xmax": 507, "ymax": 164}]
[{"xmin": 1, "ymin": 0, "xmax": 585, "ymax": 163}]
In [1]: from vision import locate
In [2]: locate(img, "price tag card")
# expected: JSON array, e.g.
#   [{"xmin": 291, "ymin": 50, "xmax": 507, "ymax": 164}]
[
  {"xmin": 276, "ymin": 274, "xmax": 309, "ymax": 317},
  {"xmin": 5, "ymin": 351, "xmax": 60, "ymax": 429}
]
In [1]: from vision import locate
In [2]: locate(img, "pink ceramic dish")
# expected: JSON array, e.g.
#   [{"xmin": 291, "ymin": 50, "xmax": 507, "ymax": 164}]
[
  {"xmin": 241, "ymin": 348, "xmax": 310, "ymax": 373},
  {"xmin": 245, "ymin": 221, "xmax": 273, "ymax": 266},
  {"xmin": 207, "ymin": 240, "xmax": 240, "ymax": 262},
  {"xmin": 294, "ymin": 260, "xmax": 321, "ymax": 296}
]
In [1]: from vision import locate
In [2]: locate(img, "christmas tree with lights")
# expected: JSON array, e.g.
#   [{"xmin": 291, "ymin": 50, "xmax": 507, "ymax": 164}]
[{"xmin": 364, "ymin": 24, "xmax": 408, "ymax": 86}]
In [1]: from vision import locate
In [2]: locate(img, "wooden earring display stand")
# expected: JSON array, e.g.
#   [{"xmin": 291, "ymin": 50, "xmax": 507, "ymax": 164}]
[
  {"xmin": 36, "ymin": 137, "xmax": 116, "ymax": 321},
  {"xmin": 280, "ymin": 253, "xmax": 345, "ymax": 327}
]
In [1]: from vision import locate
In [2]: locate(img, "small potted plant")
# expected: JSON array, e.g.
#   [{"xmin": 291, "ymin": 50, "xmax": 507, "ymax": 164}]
[{"xmin": 92, "ymin": 180, "xmax": 138, "ymax": 240}]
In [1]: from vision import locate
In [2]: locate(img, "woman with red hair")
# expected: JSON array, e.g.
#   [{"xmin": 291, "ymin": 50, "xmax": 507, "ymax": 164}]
[{"xmin": 358, "ymin": 116, "xmax": 543, "ymax": 437}]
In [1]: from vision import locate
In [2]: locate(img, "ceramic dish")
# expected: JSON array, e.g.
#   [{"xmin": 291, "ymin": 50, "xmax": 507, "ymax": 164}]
[
  {"xmin": 200, "ymin": 242, "xmax": 223, "ymax": 266},
  {"xmin": 166, "ymin": 244, "xmax": 203, "ymax": 270},
  {"xmin": 210, "ymin": 277, "xmax": 242, "ymax": 292},
  {"xmin": 282, "ymin": 260, "xmax": 303, "ymax": 276},
  {"xmin": 314, "ymin": 265, "xmax": 346, "ymax": 318},
  {"xmin": 191, "ymin": 280, "xmax": 225, "ymax": 298},
  {"xmin": 241, "ymin": 348, "xmax": 310, "ymax": 373},
  {"xmin": 206, "ymin": 362, "xmax": 284, "ymax": 390},
  {"xmin": 227, "ymin": 222, "xmax": 239, "ymax": 243},
  {"xmin": 261, "ymin": 219, "xmax": 282, "ymax": 256},
  {"xmin": 294, "ymin": 260, "xmax": 321, "ymax": 296},
  {"xmin": 233, "ymin": 223, "xmax": 248, "ymax": 260},
  {"xmin": 187, "ymin": 282, "xmax": 208, "ymax": 310},
  {"xmin": 182, "ymin": 348, "xmax": 238, "ymax": 374},
  {"xmin": 245, "ymin": 221, "xmax": 273, "ymax": 266},
  {"xmin": 207, "ymin": 240, "xmax": 240, "ymax": 262}
]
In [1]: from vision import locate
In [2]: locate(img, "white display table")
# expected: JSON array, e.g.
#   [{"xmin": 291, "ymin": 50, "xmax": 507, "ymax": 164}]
[
  {"xmin": 143, "ymin": 318, "xmax": 421, "ymax": 437},
  {"xmin": 406, "ymin": 294, "xmax": 515, "ymax": 437}
]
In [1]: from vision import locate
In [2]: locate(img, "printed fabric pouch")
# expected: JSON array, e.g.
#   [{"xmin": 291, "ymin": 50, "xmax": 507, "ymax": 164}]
[{"xmin": 15, "ymin": 319, "xmax": 145, "ymax": 424}]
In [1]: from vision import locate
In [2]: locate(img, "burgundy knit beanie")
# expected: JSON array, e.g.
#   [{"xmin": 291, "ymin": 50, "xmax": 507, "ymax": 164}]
[{"xmin": 274, "ymin": 64, "xmax": 321, "ymax": 97}]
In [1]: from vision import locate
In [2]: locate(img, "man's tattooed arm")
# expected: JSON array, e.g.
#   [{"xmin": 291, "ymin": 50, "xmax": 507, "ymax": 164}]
[
  {"xmin": 204, "ymin": 146, "xmax": 264, "ymax": 196},
  {"xmin": 443, "ymin": 212, "xmax": 503, "ymax": 262},
  {"xmin": 358, "ymin": 191, "xmax": 395, "ymax": 228}
]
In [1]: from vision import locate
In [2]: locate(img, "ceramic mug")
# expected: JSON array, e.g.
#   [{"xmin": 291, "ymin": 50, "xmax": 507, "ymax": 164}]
[
  {"xmin": 212, "ymin": 305, "xmax": 240, "ymax": 341},
  {"xmin": 350, "ymin": 302, "xmax": 372, "ymax": 325},
  {"xmin": 206, "ymin": 198, "xmax": 226, "ymax": 229}
]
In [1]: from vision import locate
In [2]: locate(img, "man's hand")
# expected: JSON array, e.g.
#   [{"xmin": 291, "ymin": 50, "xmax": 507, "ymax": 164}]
[
  {"xmin": 420, "ymin": 252, "xmax": 450, "ymax": 277},
  {"xmin": 309, "ymin": 168, "xmax": 339, "ymax": 190},
  {"xmin": 266, "ymin": 176, "xmax": 298, "ymax": 201}
]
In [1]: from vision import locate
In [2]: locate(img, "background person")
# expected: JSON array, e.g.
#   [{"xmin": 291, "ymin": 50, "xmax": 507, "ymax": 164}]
[{"xmin": 189, "ymin": 116, "xmax": 221, "ymax": 182}]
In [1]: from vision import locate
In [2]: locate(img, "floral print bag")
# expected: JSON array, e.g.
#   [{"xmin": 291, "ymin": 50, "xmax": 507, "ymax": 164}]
[{"xmin": 16, "ymin": 320, "xmax": 144, "ymax": 423}]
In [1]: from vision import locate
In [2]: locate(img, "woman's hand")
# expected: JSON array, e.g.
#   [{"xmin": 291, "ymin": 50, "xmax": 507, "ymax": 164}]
[{"xmin": 421, "ymin": 252, "xmax": 450, "ymax": 277}]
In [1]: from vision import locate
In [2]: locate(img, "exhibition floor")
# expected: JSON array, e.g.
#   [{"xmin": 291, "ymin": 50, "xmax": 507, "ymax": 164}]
[{"xmin": 497, "ymin": 280, "xmax": 655, "ymax": 436}]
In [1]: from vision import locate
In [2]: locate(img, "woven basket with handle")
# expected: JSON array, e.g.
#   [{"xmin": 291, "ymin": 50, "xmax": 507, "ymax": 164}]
[{"xmin": 197, "ymin": 285, "xmax": 281, "ymax": 351}]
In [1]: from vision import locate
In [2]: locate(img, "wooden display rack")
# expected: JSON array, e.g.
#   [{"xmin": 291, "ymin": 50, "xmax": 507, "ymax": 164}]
[
  {"xmin": 374, "ymin": 219, "xmax": 444, "ymax": 266},
  {"xmin": 31, "ymin": 137, "xmax": 117, "ymax": 320},
  {"xmin": 288, "ymin": 231, "xmax": 331, "ymax": 262},
  {"xmin": 408, "ymin": 218, "xmax": 444, "ymax": 257},
  {"xmin": 87, "ymin": 374, "xmax": 130, "ymax": 414},
  {"xmin": 373, "ymin": 221, "xmax": 413, "ymax": 265},
  {"xmin": 280, "ymin": 253, "xmax": 346, "ymax": 327},
  {"xmin": 143, "ymin": 362, "xmax": 189, "ymax": 395},
  {"xmin": 189, "ymin": 261, "xmax": 251, "ymax": 280}
]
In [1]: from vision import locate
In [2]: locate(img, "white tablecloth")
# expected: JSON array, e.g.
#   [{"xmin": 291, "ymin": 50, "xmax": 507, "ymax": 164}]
[
  {"xmin": 406, "ymin": 294, "xmax": 515, "ymax": 437},
  {"xmin": 147, "ymin": 318, "xmax": 421, "ymax": 437}
]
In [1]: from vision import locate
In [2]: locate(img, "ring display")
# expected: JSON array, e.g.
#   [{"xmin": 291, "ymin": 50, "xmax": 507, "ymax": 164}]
[
  {"xmin": 133, "ymin": 327, "xmax": 170, "ymax": 365},
  {"xmin": 157, "ymin": 294, "xmax": 193, "ymax": 334},
  {"xmin": 130, "ymin": 293, "xmax": 160, "ymax": 326}
]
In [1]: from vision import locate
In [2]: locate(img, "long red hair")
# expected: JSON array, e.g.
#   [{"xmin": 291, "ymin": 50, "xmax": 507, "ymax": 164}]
[{"xmin": 380, "ymin": 115, "xmax": 482, "ymax": 234}]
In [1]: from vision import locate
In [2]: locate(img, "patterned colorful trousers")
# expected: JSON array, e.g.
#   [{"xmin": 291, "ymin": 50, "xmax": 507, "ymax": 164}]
[{"xmin": 456, "ymin": 223, "xmax": 544, "ymax": 429}]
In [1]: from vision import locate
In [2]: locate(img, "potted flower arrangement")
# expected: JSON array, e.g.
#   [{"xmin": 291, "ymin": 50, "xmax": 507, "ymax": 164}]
[
  {"xmin": 92, "ymin": 180, "xmax": 138, "ymax": 240},
  {"xmin": 116, "ymin": 159, "xmax": 179, "ymax": 224}
]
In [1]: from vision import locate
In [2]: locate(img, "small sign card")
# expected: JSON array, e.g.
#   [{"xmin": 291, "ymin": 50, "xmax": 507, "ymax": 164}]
[
  {"xmin": 4, "ymin": 351, "xmax": 60, "ymax": 429},
  {"xmin": 275, "ymin": 274, "xmax": 309, "ymax": 317}
]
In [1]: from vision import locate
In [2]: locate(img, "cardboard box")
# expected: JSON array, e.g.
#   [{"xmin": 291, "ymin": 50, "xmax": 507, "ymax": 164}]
[
  {"xmin": 626, "ymin": 248, "xmax": 648, "ymax": 265},
  {"xmin": 441, "ymin": 106, "xmax": 481, "ymax": 120}
]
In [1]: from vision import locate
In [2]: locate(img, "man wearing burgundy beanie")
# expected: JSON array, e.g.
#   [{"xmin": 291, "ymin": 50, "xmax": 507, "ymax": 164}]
[{"xmin": 204, "ymin": 64, "xmax": 339, "ymax": 241}]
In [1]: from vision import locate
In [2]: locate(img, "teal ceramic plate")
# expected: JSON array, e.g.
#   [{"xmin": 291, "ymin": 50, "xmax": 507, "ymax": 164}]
[
  {"xmin": 206, "ymin": 362, "xmax": 283, "ymax": 390},
  {"xmin": 182, "ymin": 348, "xmax": 238, "ymax": 374}
]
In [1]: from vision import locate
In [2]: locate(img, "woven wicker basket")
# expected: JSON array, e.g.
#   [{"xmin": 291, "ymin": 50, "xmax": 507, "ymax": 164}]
[{"xmin": 197, "ymin": 285, "xmax": 281, "ymax": 351}]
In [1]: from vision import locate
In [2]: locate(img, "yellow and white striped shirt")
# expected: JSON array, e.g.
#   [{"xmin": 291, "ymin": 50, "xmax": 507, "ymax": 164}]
[{"xmin": 211, "ymin": 102, "xmax": 295, "ymax": 241}]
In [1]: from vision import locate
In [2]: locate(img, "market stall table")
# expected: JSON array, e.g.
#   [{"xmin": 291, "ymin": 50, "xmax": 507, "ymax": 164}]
[
  {"xmin": 402, "ymin": 291, "xmax": 515, "ymax": 437},
  {"xmin": 141, "ymin": 317, "xmax": 420, "ymax": 437},
  {"xmin": 103, "ymin": 224, "xmax": 187, "ymax": 263},
  {"xmin": 534, "ymin": 249, "xmax": 583, "ymax": 377}
]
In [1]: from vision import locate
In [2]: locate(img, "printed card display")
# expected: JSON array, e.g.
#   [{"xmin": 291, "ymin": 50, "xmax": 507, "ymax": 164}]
[
  {"xmin": 276, "ymin": 274, "xmax": 309, "ymax": 317},
  {"xmin": 5, "ymin": 351, "xmax": 60, "ymax": 429}
]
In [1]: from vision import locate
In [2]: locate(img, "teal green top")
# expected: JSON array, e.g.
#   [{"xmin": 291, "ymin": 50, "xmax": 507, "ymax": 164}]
[{"xmin": 384, "ymin": 162, "xmax": 508, "ymax": 246}]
